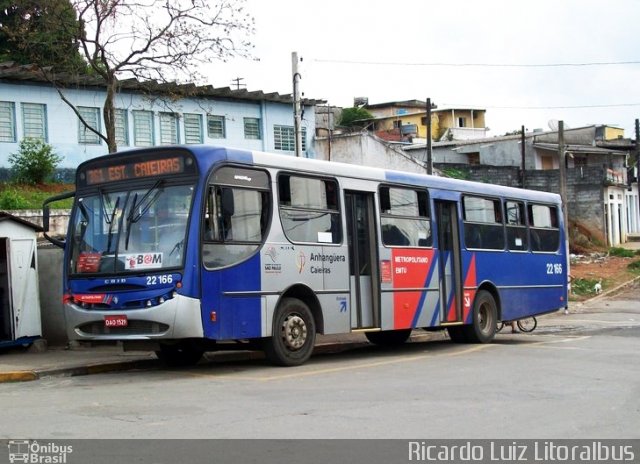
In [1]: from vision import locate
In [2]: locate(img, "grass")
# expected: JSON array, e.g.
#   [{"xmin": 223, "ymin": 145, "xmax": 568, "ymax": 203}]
[
  {"xmin": 608, "ymin": 247, "xmax": 640, "ymax": 258},
  {"xmin": 0, "ymin": 183, "xmax": 74, "ymax": 210},
  {"xmin": 571, "ymin": 277, "xmax": 601, "ymax": 298}
]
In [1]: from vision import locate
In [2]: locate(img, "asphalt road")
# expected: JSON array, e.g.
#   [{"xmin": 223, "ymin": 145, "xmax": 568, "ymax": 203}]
[{"xmin": 0, "ymin": 282, "xmax": 638, "ymax": 441}]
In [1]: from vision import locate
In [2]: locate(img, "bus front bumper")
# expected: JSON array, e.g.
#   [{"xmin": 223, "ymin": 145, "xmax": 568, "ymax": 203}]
[{"xmin": 64, "ymin": 294, "xmax": 204, "ymax": 341}]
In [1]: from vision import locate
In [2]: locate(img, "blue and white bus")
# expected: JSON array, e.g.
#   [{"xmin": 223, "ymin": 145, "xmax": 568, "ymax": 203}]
[{"xmin": 43, "ymin": 145, "xmax": 568, "ymax": 366}]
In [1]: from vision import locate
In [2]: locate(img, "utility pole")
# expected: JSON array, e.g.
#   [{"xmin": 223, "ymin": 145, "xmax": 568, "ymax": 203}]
[
  {"xmin": 636, "ymin": 119, "xmax": 640, "ymax": 233},
  {"xmin": 558, "ymin": 121, "xmax": 568, "ymax": 236},
  {"xmin": 426, "ymin": 97, "xmax": 433, "ymax": 175},
  {"xmin": 521, "ymin": 125, "xmax": 526, "ymax": 188},
  {"xmin": 292, "ymin": 52, "xmax": 303, "ymax": 157}
]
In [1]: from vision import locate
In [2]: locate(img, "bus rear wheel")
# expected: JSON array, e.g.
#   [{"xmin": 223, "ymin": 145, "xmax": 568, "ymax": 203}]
[
  {"xmin": 463, "ymin": 290, "xmax": 497, "ymax": 343},
  {"xmin": 264, "ymin": 298, "xmax": 316, "ymax": 366},
  {"xmin": 155, "ymin": 341, "xmax": 204, "ymax": 367},
  {"xmin": 365, "ymin": 329, "xmax": 411, "ymax": 346}
]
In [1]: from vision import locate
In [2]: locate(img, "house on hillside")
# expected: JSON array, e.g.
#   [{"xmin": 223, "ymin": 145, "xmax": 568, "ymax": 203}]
[
  {"xmin": 403, "ymin": 125, "xmax": 639, "ymax": 246},
  {"xmin": 0, "ymin": 62, "xmax": 324, "ymax": 170},
  {"xmin": 361, "ymin": 99, "xmax": 488, "ymax": 143}
]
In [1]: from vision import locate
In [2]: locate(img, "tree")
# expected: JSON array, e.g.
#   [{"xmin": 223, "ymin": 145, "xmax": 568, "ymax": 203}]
[
  {"xmin": 0, "ymin": 0, "xmax": 86, "ymax": 73},
  {"xmin": 9, "ymin": 138, "xmax": 63, "ymax": 184},
  {"xmin": 338, "ymin": 107, "xmax": 374, "ymax": 128},
  {"xmin": 4, "ymin": 0, "xmax": 255, "ymax": 153}
]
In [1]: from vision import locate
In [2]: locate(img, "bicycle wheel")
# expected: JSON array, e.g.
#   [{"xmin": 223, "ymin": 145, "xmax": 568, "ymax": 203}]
[
  {"xmin": 517, "ymin": 317, "xmax": 537, "ymax": 333},
  {"xmin": 496, "ymin": 322, "xmax": 506, "ymax": 333}
]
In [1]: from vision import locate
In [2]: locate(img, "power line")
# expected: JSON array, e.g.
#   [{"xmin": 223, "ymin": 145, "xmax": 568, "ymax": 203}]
[
  {"xmin": 442, "ymin": 102, "xmax": 640, "ymax": 110},
  {"xmin": 314, "ymin": 58, "xmax": 640, "ymax": 68}
]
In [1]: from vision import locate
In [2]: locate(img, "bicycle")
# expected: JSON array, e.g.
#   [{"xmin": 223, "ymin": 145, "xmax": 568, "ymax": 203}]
[{"xmin": 496, "ymin": 316, "xmax": 537, "ymax": 333}]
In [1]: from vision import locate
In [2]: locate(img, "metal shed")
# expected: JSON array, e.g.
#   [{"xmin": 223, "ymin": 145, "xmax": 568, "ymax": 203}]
[{"xmin": 0, "ymin": 212, "xmax": 43, "ymax": 348}]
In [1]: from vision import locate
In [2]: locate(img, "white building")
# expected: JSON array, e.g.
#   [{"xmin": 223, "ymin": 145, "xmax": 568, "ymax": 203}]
[{"xmin": 0, "ymin": 62, "xmax": 323, "ymax": 168}]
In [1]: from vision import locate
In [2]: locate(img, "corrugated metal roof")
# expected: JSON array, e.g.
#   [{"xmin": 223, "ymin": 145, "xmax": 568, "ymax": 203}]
[{"xmin": 0, "ymin": 61, "xmax": 325, "ymax": 106}]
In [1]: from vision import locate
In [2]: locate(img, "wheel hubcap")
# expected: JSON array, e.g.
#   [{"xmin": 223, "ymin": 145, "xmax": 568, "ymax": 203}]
[{"xmin": 281, "ymin": 314, "xmax": 307, "ymax": 351}]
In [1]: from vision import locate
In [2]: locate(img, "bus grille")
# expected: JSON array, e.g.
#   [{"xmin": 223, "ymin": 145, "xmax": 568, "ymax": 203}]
[{"xmin": 77, "ymin": 320, "xmax": 170, "ymax": 336}]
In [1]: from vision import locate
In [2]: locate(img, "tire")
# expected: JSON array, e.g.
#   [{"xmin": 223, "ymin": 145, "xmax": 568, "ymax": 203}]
[
  {"xmin": 517, "ymin": 317, "xmax": 537, "ymax": 333},
  {"xmin": 365, "ymin": 329, "xmax": 411, "ymax": 346},
  {"xmin": 496, "ymin": 322, "xmax": 505, "ymax": 333},
  {"xmin": 462, "ymin": 290, "xmax": 497, "ymax": 343},
  {"xmin": 264, "ymin": 298, "xmax": 316, "ymax": 366},
  {"xmin": 155, "ymin": 341, "xmax": 204, "ymax": 367},
  {"xmin": 447, "ymin": 325, "xmax": 467, "ymax": 343}
]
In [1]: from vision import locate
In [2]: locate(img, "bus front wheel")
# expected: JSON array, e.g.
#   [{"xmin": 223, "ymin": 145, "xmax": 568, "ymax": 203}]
[
  {"xmin": 463, "ymin": 290, "xmax": 497, "ymax": 343},
  {"xmin": 264, "ymin": 298, "xmax": 316, "ymax": 366}
]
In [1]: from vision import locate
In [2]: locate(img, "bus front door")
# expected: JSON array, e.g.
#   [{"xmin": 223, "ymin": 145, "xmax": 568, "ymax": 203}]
[
  {"xmin": 345, "ymin": 191, "xmax": 380, "ymax": 329},
  {"xmin": 435, "ymin": 200, "xmax": 463, "ymax": 324}
]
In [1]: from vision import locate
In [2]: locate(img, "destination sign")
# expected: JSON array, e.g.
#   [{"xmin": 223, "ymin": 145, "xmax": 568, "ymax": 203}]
[{"xmin": 78, "ymin": 151, "xmax": 197, "ymax": 187}]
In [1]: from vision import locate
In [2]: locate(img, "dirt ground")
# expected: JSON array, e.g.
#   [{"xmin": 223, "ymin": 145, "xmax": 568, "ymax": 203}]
[{"xmin": 569, "ymin": 254, "xmax": 639, "ymax": 301}]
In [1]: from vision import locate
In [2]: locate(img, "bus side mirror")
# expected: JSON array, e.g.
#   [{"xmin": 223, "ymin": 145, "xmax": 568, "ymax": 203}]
[{"xmin": 42, "ymin": 190, "xmax": 75, "ymax": 248}]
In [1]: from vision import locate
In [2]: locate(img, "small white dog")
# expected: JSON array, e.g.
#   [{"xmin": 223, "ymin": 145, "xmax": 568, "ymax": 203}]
[{"xmin": 594, "ymin": 279, "xmax": 602, "ymax": 294}]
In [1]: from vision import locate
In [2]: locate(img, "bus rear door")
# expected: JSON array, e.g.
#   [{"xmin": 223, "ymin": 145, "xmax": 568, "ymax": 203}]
[
  {"xmin": 435, "ymin": 200, "xmax": 463, "ymax": 325},
  {"xmin": 345, "ymin": 191, "xmax": 380, "ymax": 329}
]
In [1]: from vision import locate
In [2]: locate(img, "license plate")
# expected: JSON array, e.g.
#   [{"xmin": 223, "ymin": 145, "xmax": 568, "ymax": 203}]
[{"xmin": 104, "ymin": 315, "xmax": 128, "ymax": 328}]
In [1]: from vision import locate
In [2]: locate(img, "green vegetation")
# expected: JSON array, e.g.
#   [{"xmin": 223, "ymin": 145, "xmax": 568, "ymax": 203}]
[
  {"xmin": 338, "ymin": 107, "xmax": 374, "ymax": 128},
  {"xmin": 441, "ymin": 167, "xmax": 470, "ymax": 180},
  {"xmin": 571, "ymin": 277, "xmax": 602, "ymax": 298},
  {"xmin": 9, "ymin": 138, "xmax": 63, "ymax": 184},
  {"xmin": 0, "ymin": 184, "xmax": 74, "ymax": 210},
  {"xmin": 629, "ymin": 260, "xmax": 640, "ymax": 274},
  {"xmin": 608, "ymin": 247, "xmax": 639, "ymax": 258}
]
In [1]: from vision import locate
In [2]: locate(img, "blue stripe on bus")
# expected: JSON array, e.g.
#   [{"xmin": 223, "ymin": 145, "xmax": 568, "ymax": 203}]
[{"xmin": 410, "ymin": 250, "xmax": 440, "ymax": 328}]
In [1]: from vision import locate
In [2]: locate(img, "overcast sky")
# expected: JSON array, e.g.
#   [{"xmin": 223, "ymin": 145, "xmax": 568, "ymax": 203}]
[{"xmin": 205, "ymin": 0, "xmax": 640, "ymax": 137}]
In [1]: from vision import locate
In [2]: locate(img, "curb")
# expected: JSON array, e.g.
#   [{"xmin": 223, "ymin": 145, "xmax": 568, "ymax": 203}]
[{"xmin": 0, "ymin": 358, "xmax": 160, "ymax": 384}]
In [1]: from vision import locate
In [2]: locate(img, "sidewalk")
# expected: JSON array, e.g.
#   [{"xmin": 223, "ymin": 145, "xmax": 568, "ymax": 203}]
[{"xmin": 0, "ymin": 334, "xmax": 377, "ymax": 384}]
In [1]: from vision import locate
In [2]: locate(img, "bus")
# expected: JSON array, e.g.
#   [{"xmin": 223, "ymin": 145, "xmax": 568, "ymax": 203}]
[{"xmin": 43, "ymin": 145, "xmax": 568, "ymax": 366}]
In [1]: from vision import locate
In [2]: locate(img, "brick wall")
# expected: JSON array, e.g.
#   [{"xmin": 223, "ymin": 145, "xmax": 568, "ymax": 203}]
[{"xmin": 435, "ymin": 163, "xmax": 606, "ymax": 241}]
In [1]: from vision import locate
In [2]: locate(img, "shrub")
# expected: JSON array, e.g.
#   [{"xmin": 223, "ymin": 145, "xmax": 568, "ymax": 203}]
[
  {"xmin": 8, "ymin": 138, "xmax": 63, "ymax": 184},
  {"xmin": 0, "ymin": 188, "xmax": 30, "ymax": 210},
  {"xmin": 629, "ymin": 260, "xmax": 640, "ymax": 274}
]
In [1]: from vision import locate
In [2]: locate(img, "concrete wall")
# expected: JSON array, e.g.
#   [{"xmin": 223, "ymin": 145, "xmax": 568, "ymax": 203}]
[{"xmin": 315, "ymin": 132, "xmax": 429, "ymax": 174}]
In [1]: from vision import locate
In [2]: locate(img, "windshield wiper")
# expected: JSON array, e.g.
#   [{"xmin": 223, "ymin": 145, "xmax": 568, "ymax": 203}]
[
  {"xmin": 124, "ymin": 180, "xmax": 164, "ymax": 250},
  {"xmin": 105, "ymin": 196, "xmax": 121, "ymax": 253}
]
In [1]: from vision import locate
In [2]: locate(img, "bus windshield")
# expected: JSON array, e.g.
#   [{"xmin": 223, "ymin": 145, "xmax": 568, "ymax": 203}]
[{"xmin": 69, "ymin": 183, "xmax": 195, "ymax": 275}]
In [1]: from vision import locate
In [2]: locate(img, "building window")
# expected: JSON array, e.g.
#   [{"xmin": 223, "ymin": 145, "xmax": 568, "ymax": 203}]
[
  {"xmin": 21, "ymin": 103, "xmax": 47, "ymax": 141},
  {"xmin": 274, "ymin": 125, "xmax": 306, "ymax": 151},
  {"xmin": 184, "ymin": 113, "xmax": 203, "ymax": 144},
  {"xmin": 468, "ymin": 152, "xmax": 480, "ymax": 165},
  {"xmin": 0, "ymin": 101, "xmax": 16, "ymax": 142},
  {"xmin": 244, "ymin": 117, "xmax": 261, "ymax": 139},
  {"xmin": 114, "ymin": 109, "xmax": 129, "ymax": 146},
  {"xmin": 133, "ymin": 110, "xmax": 154, "ymax": 147},
  {"xmin": 207, "ymin": 115, "xmax": 225, "ymax": 138},
  {"xmin": 160, "ymin": 112, "xmax": 179, "ymax": 145},
  {"xmin": 78, "ymin": 106, "xmax": 101, "ymax": 144},
  {"xmin": 541, "ymin": 155, "xmax": 554, "ymax": 170},
  {"xmin": 457, "ymin": 117, "xmax": 466, "ymax": 128}
]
